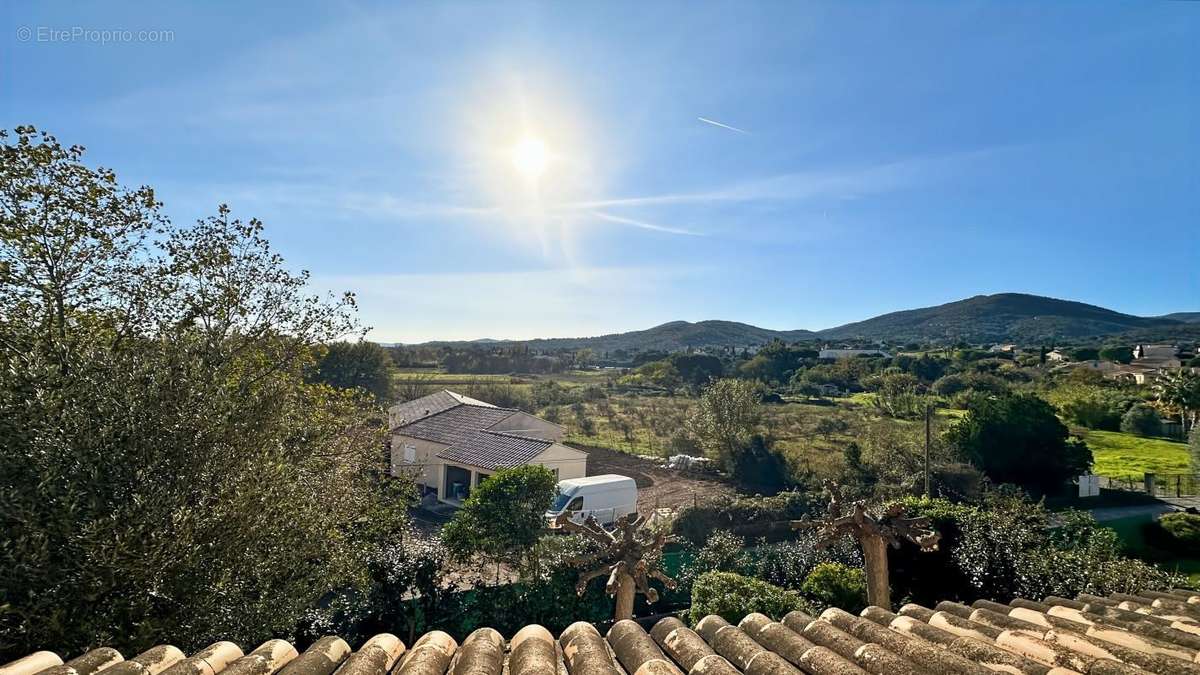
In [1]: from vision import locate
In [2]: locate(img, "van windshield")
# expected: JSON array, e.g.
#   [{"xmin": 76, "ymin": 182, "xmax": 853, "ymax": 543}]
[{"xmin": 551, "ymin": 491, "xmax": 573, "ymax": 512}]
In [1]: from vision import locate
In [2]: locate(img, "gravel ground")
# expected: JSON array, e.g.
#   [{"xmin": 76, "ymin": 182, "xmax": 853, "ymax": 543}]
[{"xmin": 574, "ymin": 444, "xmax": 742, "ymax": 512}]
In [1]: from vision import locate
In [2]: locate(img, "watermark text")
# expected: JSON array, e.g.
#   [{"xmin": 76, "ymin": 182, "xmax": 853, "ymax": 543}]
[{"xmin": 16, "ymin": 26, "xmax": 175, "ymax": 44}]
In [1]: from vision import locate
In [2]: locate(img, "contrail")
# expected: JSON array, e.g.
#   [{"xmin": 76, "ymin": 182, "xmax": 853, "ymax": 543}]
[
  {"xmin": 698, "ymin": 116, "xmax": 748, "ymax": 134},
  {"xmin": 589, "ymin": 211, "xmax": 705, "ymax": 237}
]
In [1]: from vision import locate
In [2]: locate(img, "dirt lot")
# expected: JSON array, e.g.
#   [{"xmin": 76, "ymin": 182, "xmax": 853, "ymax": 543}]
[{"xmin": 575, "ymin": 444, "xmax": 742, "ymax": 512}]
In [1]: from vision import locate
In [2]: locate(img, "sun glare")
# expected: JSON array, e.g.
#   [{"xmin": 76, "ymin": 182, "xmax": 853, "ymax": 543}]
[{"xmin": 511, "ymin": 137, "xmax": 549, "ymax": 179}]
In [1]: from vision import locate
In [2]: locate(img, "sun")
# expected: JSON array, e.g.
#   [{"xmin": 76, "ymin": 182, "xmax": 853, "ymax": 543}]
[{"xmin": 511, "ymin": 137, "xmax": 549, "ymax": 179}]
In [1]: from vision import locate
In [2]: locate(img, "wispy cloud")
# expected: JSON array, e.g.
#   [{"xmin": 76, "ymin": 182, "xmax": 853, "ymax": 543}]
[
  {"xmin": 570, "ymin": 146, "xmax": 1010, "ymax": 210},
  {"xmin": 698, "ymin": 116, "xmax": 748, "ymax": 134}
]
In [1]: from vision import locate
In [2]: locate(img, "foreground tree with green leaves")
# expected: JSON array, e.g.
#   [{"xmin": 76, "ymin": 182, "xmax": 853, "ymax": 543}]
[
  {"xmin": 0, "ymin": 127, "xmax": 408, "ymax": 660},
  {"xmin": 441, "ymin": 465, "xmax": 559, "ymax": 571}
]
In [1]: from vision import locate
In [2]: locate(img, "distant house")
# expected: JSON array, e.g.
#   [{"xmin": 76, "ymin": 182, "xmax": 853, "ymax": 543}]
[
  {"xmin": 1107, "ymin": 364, "xmax": 1164, "ymax": 385},
  {"xmin": 818, "ymin": 348, "xmax": 891, "ymax": 359},
  {"xmin": 388, "ymin": 390, "xmax": 586, "ymax": 504},
  {"xmin": 989, "ymin": 344, "xmax": 1018, "ymax": 353},
  {"xmin": 1132, "ymin": 344, "xmax": 1182, "ymax": 369},
  {"xmin": 1045, "ymin": 349, "xmax": 1068, "ymax": 362}
]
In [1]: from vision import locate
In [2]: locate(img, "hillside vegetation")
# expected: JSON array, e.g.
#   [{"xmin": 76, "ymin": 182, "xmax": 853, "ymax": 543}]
[{"xmin": 411, "ymin": 293, "xmax": 1194, "ymax": 352}]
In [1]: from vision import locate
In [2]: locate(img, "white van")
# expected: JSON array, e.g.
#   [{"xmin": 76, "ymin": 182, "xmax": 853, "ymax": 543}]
[{"xmin": 546, "ymin": 474, "xmax": 638, "ymax": 527}]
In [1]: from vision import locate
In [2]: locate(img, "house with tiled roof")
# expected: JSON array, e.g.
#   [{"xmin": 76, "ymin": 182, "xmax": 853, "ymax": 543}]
[
  {"xmin": 6, "ymin": 588, "xmax": 1200, "ymax": 675},
  {"xmin": 388, "ymin": 390, "xmax": 585, "ymax": 504}
]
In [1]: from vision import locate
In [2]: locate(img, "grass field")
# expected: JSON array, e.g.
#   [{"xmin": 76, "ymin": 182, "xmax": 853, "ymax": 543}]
[
  {"xmin": 393, "ymin": 368, "xmax": 613, "ymax": 386},
  {"xmin": 1081, "ymin": 430, "xmax": 1191, "ymax": 481}
]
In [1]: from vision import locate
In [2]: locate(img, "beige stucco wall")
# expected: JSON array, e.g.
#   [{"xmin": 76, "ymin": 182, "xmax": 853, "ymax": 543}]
[
  {"xmin": 532, "ymin": 443, "xmax": 587, "ymax": 481},
  {"xmin": 390, "ymin": 434, "xmax": 447, "ymax": 491},
  {"xmin": 489, "ymin": 411, "xmax": 565, "ymax": 441}
]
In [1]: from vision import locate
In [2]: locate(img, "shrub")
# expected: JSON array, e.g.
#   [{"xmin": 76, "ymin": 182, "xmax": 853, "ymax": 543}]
[
  {"xmin": 731, "ymin": 435, "xmax": 792, "ymax": 490},
  {"xmin": 1149, "ymin": 513, "xmax": 1200, "ymax": 555},
  {"xmin": 667, "ymin": 430, "xmax": 703, "ymax": 456},
  {"xmin": 1120, "ymin": 404, "xmax": 1161, "ymax": 437},
  {"xmin": 673, "ymin": 492, "xmax": 814, "ymax": 546},
  {"xmin": 689, "ymin": 572, "xmax": 811, "ymax": 625},
  {"xmin": 800, "ymin": 562, "xmax": 867, "ymax": 614},
  {"xmin": 931, "ymin": 374, "xmax": 966, "ymax": 397},
  {"xmin": 678, "ymin": 531, "xmax": 750, "ymax": 595},
  {"xmin": 748, "ymin": 534, "xmax": 863, "ymax": 591},
  {"xmin": 890, "ymin": 497, "xmax": 1186, "ymax": 605}
]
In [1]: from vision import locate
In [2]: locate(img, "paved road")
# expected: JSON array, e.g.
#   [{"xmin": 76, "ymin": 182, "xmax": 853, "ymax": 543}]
[{"xmin": 1089, "ymin": 502, "xmax": 1183, "ymax": 522}]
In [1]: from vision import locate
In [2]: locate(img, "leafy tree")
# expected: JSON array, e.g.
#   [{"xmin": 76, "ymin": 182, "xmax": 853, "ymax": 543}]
[
  {"xmin": 0, "ymin": 127, "xmax": 394, "ymax": 659},
  {"xmin": 573, "ymin": 347, "xmax": 595, "ymax": 369},
  {"xmin": 1099, "ymin": 345, "xmax": 1133, "ymax": 364},
  {"xmin": 311, "ymin": 340, "xmax": 395, "ymax": 403},
  {"xmin": 441, "ymin": 465, "xmax": 558, "ymax": 566},
  {"xmin": 1120, "ymin": 404, "xmax": 1161, "ymax": 437},
  {"xmin": 669, "ymin": 353, "xmax": 724, "ymax": 388},
  {"xmin": 622, "ymin": 359, "xmax": 683, "ymax": 393},
  {"xmin": 738, "ymin": 342, "xmax": 807, "ymax": 384},
  {"xmin": 1046, "ymin": 384, "xmax": 1134, "ymax": 431},
  {"xmin": 1153, "ymin": 369, "xmax": 1200, "ymax": 434},
  {"xmin": 1067, "ymin": 347, "xmax": 1100, "ymax": 362},
  {"xmin": 866, "ymin": 372, "xmax": 925, "ymax": 419},
  {"xmin": 890, "ymin": 353, "xmax": 949, "ymax": 382},
  {"xmin": 729, "ymin": 434, "xmax": 791, "ymax": 489},
  {"xmin": 688, "ymin": 378, "xmax": 762, "ymax": 471},
  {"xmin": 1190, "ymin": 426, "xmax": 1200, "ymax": 476},
  {"xmin": 947, "ymin": 393, "xmax": 1092, "ymax": 493}
]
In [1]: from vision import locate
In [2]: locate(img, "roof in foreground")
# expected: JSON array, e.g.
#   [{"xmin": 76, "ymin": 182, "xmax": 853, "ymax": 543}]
[{"xmin": 5, "ymin": 588, "xmax": 1199, "ymax": 675}]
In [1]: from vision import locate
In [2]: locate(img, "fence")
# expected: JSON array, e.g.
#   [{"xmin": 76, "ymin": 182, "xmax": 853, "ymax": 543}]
[
  {"xmin": 1094, "ymin": 472, "xmax": 1199, "ymax": 498},
  {"xmin": 1149, "ymin": 473, "xmax": 1200, "ymax": 498}
]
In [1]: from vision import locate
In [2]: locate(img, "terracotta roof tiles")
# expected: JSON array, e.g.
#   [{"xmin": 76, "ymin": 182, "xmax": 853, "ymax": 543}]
[
  {"xmin": 6, "ymin": 589, "xmax": 1200, "ymax": 675},
  {"xmin": 394, "ymin": 405, "xmax": 519, "ymax": 447}
]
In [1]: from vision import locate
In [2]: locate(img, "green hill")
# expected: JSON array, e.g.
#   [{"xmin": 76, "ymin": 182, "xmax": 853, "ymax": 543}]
[
  {"xmin": 815, "ymin": 293, "xmax": 1184, "ymax": 343},
  {"xmin": 412, "ymin": 293, "xmax": 1193, "ymax": 351}
]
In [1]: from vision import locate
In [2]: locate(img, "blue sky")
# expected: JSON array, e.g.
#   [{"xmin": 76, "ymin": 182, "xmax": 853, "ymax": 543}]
[{"xmin": 4, "ymin": 1, "xmax": 1197, "ymax": 342}]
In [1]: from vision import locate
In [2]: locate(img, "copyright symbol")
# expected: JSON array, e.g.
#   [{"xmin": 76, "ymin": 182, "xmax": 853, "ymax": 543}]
[{"xmin": 16, "ymin": 26, "xmax": 32, "ymax": 41}]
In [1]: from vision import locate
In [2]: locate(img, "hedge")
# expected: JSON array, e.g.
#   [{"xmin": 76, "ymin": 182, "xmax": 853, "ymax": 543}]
[
  {"xmin": 673, "ymin": 491, "xmax": 814, "ymax": 546},
  {"xmin": 689, "ymin": 571, "xmax": 812, "ymax": 625}
]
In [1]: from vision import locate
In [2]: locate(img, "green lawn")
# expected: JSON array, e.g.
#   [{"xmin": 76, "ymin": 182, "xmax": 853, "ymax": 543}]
[{"xmin": 1083, "ymin": 430, "xmax": 1190, "ymax": 481}]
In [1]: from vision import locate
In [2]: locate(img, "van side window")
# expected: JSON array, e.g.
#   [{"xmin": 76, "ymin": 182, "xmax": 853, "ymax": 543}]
[{"xmin": 566, "ymin": 496, "xmax": 584, "ymax": 512}]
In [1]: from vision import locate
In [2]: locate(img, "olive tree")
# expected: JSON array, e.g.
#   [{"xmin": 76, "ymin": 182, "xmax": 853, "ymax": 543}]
[{"xmin": 688, "ymin": 378, "xmax": 762, "ymax": 472}]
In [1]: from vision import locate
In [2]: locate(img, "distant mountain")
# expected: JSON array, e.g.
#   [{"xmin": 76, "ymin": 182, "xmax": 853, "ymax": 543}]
[
  {"xmin": 815, "ymin": 293, "xmax": 1185, "ymax": 343},
  {"xmin": 408, "ymin": 294, "xmax": 1194, "ymax": 352},
  {"xmin": 501, "ymin": 320, "xmax": 815, "ymax": 353}
]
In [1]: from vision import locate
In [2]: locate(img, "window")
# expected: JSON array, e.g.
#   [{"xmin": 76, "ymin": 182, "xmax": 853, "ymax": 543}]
[
  {"xmin": 566, "ymin": 496, "xmax": 584, "ymax": 512},
  {"xmin": 403, "ymin": 444, "xmax": 416, "ymax": 464}
]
